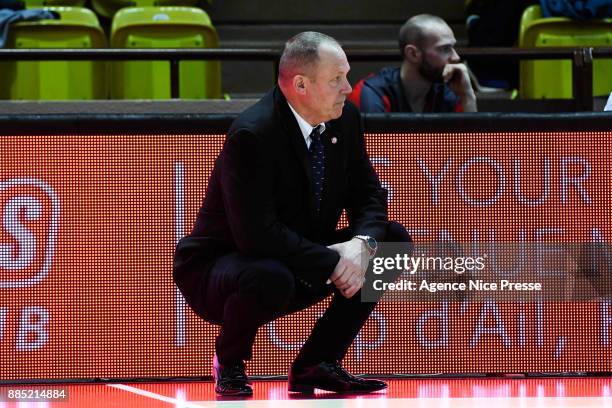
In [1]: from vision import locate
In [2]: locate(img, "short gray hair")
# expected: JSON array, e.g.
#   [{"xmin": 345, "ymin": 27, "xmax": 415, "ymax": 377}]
[
  {"xmin": 278, "ymin": 31, "xmax": 341, "ymax": 83},
  {"xmin": 398, "ymin": 14, "xmax": 448, "ymax": 55}
]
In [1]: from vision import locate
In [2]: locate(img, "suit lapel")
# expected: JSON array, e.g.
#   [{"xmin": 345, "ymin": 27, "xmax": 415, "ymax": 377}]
[
  {"xmin": 320, "ymin": 122, "xmax": 342, "ymax": 219},
  {"xmin": 273, "ymin": 87, "xmax": 320, "ymax": 220},
  {"xmin": 273, "ymin": 87, "xmax": 312, "ymax": 184}
]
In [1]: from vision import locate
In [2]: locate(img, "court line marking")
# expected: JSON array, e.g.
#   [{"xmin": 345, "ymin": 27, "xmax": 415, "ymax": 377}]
[
  {"xmin": 105, "ymin": 384, "xmax": 612, "ymax": 408},
  {"xmin": 107, "ymin": 383, "xmax": 205, "ymax": 407}
]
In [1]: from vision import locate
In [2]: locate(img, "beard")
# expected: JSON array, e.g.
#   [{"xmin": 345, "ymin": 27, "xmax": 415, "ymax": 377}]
[{"xmin": 418, "ymin": 55, "xmax": 444, "ymax": 83}]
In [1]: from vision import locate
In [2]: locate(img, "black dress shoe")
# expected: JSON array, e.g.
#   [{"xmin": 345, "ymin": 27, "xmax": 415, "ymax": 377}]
[
  {"xmin": 288, "ymin": 361, "xmax": 387, "ymax": 394},
  {"xmin": 212, "ymin": 354, "xmax": 253, "ymax": 396}
]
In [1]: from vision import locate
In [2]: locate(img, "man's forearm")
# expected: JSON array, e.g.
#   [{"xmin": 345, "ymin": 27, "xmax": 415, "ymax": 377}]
[{"xmin": 460, "ymin": 90, "xmax": 477, "ymax": 112}]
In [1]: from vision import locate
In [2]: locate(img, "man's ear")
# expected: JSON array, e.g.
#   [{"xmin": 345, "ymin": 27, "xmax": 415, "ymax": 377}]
[
  {"xmin": 404, "ymin": 44, "xmax": 421, "ymax": 63},
  {"xmin": 293, "ymin": 75, "xmax": 307, "ymax": 95}
]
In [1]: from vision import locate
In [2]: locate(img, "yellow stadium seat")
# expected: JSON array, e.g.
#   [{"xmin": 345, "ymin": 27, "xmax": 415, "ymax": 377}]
[
  {"xmin": 92, "ymin": 0, "xmax": 197, "ymax": 21},
  {"xmin": 110, "ymin": 6, "xmax": 221, "ymax": 99},
  {"xmin": 0, "ymin": 7, "xmax": 107, "ymax": 100},
  {"xmin": 519, "ymin": 4, "xmax": 612, "ymax": 99},
  {"xmin": 24, "ymin": 0, "xmax": 85, "ymax": 7}
]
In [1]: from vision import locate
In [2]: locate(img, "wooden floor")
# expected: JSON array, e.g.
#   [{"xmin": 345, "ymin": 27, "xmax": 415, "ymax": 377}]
[{"xmin": 3, "ymin": 377, "xmax": 612, "ymax": 407}]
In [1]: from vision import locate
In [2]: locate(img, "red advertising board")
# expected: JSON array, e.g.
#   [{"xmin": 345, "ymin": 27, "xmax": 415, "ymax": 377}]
[{"xmin": 0, "ymin": 132, "xmax": 610, "ymax": 380}]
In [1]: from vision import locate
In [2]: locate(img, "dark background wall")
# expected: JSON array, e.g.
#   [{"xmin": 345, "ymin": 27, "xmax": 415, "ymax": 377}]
[
  {"xmin": 203, "ymin": 0, "xmax": 465, "ymax": 23},
  {"xmin": 198, "ymin": 0, "xmax": 468, "ymax": 95}
]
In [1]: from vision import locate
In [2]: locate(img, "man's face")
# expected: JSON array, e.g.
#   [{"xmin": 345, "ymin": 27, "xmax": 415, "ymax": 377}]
[
  {"xmin": 303, "ymin": 43, "xmax": 352, "ymax": 123},
  {"xmin": 417, "ymin": 23, "xmax": 460, "ymax": 83}
]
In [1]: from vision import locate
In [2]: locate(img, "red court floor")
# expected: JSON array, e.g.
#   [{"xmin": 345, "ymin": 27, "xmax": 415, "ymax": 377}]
[{"xmin": 2, "ymin": 377, "xmax": 612, "ymax": 407}]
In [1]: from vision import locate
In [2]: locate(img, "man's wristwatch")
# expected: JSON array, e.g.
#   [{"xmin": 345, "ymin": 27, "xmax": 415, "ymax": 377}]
[{"xmin": 355, "ymin": 235, "xmax": 377, "ymax": 258}]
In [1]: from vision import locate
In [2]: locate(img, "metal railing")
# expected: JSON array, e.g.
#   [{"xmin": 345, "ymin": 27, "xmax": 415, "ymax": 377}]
[{"xmin": 0, "ymin": 47, "xmax": 611, "ymax": 110}]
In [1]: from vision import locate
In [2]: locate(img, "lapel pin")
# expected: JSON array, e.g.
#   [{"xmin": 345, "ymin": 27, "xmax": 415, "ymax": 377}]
[{"xmin": 331, "ymin": 137, "xmax": 337, "ymax": 144}]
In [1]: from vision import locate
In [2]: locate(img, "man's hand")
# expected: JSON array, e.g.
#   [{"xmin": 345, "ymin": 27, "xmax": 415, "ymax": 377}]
[
  {"xmin": 327, "ymin": 238, "xmax": 370, "ymax": 298},
  {"xmin": 442, "ymin": 63, "xmax": 477, "ymax": 112}
]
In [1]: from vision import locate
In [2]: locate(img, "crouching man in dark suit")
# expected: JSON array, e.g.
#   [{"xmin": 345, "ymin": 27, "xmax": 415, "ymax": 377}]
[{"xmin": 173, "ymin": 31, "xmax": 411, "ymax": 396}]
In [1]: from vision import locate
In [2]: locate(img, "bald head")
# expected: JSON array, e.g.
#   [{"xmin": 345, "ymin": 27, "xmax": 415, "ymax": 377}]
[
  {"xmin": 278, "ymin": 31, "xmax": 342, "ymax": 85},
  {"xmin": 398, "ymin": 14, "xmax": 450, "ymax": 56}
]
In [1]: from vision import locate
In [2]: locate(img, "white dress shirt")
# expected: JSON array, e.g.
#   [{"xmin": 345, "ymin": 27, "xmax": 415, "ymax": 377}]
[{"xmin": 287, "ymin": 102, "xmax": 326, "ymax": 149}]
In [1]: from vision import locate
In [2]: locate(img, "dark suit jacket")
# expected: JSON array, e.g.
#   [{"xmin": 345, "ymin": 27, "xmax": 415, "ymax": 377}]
[{"xmin": 174, "ymin": 86, "xmax": 388, "ymax": 314}]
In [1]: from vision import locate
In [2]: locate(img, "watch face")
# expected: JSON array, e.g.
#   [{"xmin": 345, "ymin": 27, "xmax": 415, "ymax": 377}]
[
  {"xmin": 367, "ymin": 237, "xmax": 377, "ymax": 250},
  {"xmin": 356, "ymin": 235, "xmax": 377, "ymax": 254}
]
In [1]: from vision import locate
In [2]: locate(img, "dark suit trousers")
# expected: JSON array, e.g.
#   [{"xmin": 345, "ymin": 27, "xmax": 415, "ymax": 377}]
[{"xmin": 202, "ymin": 221, "xmax": 411, "ymax": 367}]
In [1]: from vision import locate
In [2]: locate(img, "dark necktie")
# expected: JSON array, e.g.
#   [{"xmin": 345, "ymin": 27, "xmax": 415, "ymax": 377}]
[{"xmin": 308, "ymin": 125, "xmax": 325, "ymax": 213}]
